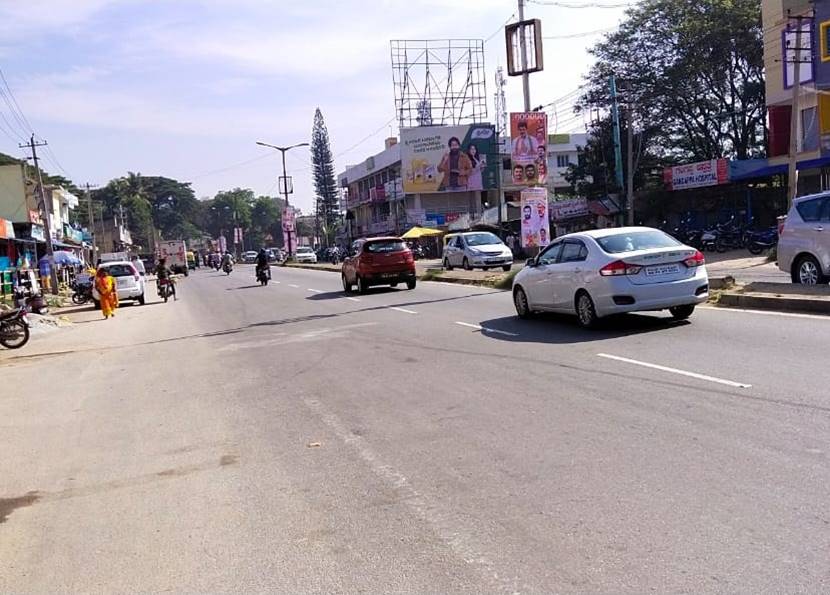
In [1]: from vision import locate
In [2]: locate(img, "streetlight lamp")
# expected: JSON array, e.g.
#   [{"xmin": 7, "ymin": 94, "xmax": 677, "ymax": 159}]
[{"xmin": 256, "ymin": 140, "xmax": 309, "ymax": 258}]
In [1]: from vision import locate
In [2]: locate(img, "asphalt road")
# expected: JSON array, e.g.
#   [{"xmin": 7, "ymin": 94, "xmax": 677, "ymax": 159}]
[{"xmin": 2, "ymin": 265, "xmax": 829, "ymax": 593}]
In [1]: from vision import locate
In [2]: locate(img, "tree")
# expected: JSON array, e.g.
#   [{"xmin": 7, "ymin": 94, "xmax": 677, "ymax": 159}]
[
  {"xmin": 580, "ymin": 0, "xmax": 765, "ymax": 162},
  {"xmin": 311, "ymin": 108, "xmax": 340, "ymax": 246}
]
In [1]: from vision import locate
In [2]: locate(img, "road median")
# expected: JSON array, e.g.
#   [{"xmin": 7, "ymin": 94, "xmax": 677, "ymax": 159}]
[{"xmin": 717, "ymin": 282, "xmax": 830, "ymax": 315}]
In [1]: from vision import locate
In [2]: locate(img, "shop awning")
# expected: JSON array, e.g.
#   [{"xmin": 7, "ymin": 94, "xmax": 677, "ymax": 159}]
[{"xmin": 402, "ymin": 226, "xmax": 444, "ymax": 239}]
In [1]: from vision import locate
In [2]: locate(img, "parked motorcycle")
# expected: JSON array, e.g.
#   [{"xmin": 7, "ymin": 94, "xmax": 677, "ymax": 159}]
[
  {"xmin": 746, "ymin": 227, "xmax": 779, "ymax": 255},
  {"xmin": 71, "ymin": 280, "xmax": 93, "ymax": 305},
  {"xmin": 0, "ymin": 307, "xmax": 30, "ymax": 349}
]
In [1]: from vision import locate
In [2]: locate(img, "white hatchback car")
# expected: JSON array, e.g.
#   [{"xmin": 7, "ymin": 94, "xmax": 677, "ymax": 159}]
[
  {"xmin": 512, "ymin": 227, "xmax": 709, "ymax": 328},
  {"xmin": 92, "ymin": 261, "xmax": 146, "ymax": 306}
]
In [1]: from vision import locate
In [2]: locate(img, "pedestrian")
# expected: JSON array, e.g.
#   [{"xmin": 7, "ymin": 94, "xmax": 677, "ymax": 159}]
[
  {"xmin": 94, "ymin": 267, "xmax": 119, "ymax": 319},
  {"xmin": 38, "ymin": 255, "xmax": 52, "ymax": 292}
]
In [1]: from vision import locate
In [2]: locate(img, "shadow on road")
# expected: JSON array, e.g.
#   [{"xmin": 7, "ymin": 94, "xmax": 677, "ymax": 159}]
[
  {"xmin": 225, "ymin": 285, "xmax": 265, "ymax": 291},
  {"xmin": 476, "ymin": 312, "xmax": 691, "ymax": 344}
]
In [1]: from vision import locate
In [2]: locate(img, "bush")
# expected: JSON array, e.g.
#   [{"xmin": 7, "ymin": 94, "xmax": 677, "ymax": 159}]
[
  {"xmin": 494, "ymin": 269, "xmax": 519, "ymax": 290},
  {"xmin": 766, "ymin": 245, "xmax": 777, "ymax": 263}
]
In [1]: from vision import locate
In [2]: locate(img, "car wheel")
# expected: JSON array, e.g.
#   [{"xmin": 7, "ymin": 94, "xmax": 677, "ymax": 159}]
[
  {"xmin": 406, "ymin": 279, "xmax": 416, "ymax": 290},
  {"xmin": 669, "ymin": 304, "xmax": 695, "ymax": 320},
  {"xmin": 358, "ymin": 275, "xmax": 369, "ymax": 294},
  {"xmin": 793, "ymin": 255, "xmax": 826, "ymax": 285},
  {"xmin": 342, "ymin": 274, "xmax": 352, "ymax": 293},
  {"xmin": 513, "ymin": 286, "xmax": 532, "ymax": 319},
  {"xmin": 575, "ymin": 291, "xmax": 599, "ymax": 329},
  {"xmin": 137, "ymin": 293, "xmax": 145, "ymax": 305},
  {"xmin": 463, "ymin": 257, "xmax": 472, "ymax": 271},
  {"xmin": 444, "ymin": 258, "xmax": 453, "ymax": 271},
  {"xmin": 502, "ymin": 265, "xmax": 512, "ymax": 272}
]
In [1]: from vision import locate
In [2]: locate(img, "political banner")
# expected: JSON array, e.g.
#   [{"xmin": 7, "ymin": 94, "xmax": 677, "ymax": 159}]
[
  {"xmin": 401, "ymin": 124, "xmax": 498, "ymax": 194},
  {"xmin": 520, "ymin": 187, "xmax": 550, "ymax": 248},
  {"xmin": 510, "ymin": 112, "xmax": 548, "ymax": 186},
  {"xmin": 550, "ymin": 197, "xmax": 589, "ymax": 221}
]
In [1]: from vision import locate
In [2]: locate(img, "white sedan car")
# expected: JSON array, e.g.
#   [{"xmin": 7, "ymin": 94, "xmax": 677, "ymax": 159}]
[
  {"xmin": 512, "ymin": 227, "xmax": 709, "ymax": 328},
  {"xmin": 294, "ymin": 246, "xmax": 317, "ymax": 263}
]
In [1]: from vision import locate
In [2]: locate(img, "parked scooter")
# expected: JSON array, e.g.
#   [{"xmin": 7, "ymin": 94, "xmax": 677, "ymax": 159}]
[{"xmin": 0, "ymin": 307, "xmax": 30, "ymax": 349}]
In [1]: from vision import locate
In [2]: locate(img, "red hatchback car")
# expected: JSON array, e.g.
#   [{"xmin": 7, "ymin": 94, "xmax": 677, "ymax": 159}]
[{"xmin": 342, "ymin": 237, "xmax": 417, "ymax": 293}]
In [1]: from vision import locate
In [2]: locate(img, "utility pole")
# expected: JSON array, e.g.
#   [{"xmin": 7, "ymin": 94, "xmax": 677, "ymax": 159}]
[
  {"xmin": 609, "ymin": 75, "xmax": 624, "ymax": 224},
  {"xmin": 256, "ymin": 140, "xmax": 310, "ymax": 258},
  {"xmin": 626, "ymin": 106, "xmax": 635, "ymax": 226},
  {"xmin": 787, "ymin": 14, "xmax": 806, "ymax": 208},
  {"xmin": 84, "ymin": 183, "xmax": 98, "ymax": 265},
  {"xmin": 20, "ymin": 134, "xmax": 59, "ymax": 295},
  {"xmin": 518, "ymin": 0, "xmax": 531, "ymax": 111}
]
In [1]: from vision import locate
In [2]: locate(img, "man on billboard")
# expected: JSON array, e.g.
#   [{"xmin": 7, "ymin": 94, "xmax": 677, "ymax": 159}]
[
  {"xmin": 512, "ymin": 120, "xmax": 538, "ymax": 160},
  {"xmin": 438, "ymin": 136, "xmax": 473, "ymax": 191}
]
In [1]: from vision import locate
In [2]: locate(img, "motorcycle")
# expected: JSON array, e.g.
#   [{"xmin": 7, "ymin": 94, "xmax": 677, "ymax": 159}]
[
  {"xmin": 747, "ymin": 227, "xmax": 779, "ymax": 255},
  {"xmin": 71, "ymin": 280, "xmax": 93, "ymax": 305},
  {"xmin": 157, "ymin": 278, "xmax": 175, "ymax": 302},
  {"xmin": 256, "ymin": 265, "xmax": 271, "ymax": 286},
  {"xmin": 223, "ymin": 262, "xmax": 233, "ymax": 275},
  {"xmin": 0, "ymin": 307, "xmax": 30, "ymax": 349}
]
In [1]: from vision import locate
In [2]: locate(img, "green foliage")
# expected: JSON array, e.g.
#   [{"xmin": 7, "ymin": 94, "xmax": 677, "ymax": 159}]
[
  {"xmin": 312, "ymin": 108, "xmax": 340, "ymax": 245},
  {"xmin": 581, "ymin": 0, "xmax": 765, "ymax": 161}
]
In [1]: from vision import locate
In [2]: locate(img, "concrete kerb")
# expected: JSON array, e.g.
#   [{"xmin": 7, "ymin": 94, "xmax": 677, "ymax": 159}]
[
  {"xmin": 716, "ymin": 281, "xmax": 830, "ymax": 315},
  {"xmin": 282, "ymin": 262, "xmax": 511, "ymax": 289}
]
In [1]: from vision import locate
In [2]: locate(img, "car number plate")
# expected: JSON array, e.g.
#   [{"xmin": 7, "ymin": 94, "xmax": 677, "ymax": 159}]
[{"xmin": 645, "ymin": 264, "xmax": 681, "ymax": 276}]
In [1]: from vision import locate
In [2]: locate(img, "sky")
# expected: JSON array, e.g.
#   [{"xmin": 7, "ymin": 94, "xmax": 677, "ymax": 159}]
[{"xmin": 0, "ymin": 0, "xmax": 630, "ymax": 214}]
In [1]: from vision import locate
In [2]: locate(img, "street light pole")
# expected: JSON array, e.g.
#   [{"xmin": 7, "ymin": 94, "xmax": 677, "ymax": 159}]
[{"xmin": 256, "ymin": 140, "xmax": 309, "ymax": 258}]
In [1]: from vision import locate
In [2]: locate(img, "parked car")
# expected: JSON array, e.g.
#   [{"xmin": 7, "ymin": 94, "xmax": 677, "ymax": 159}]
[
  {"xmin": 295, "ymin": 246, "xmax": 318, "ymax": 263},
  {"xmin": 242, "ymin": 251, "xmax": 259, "ymax": 264},
  {"xmin": 512, "ymin": 227, "xmax": 709, "ymax": 328},
  {"xmin": 342, "ymin": 237, "xmax": 417, "ymax": 293},
  {"xmin": 92, "ymin": 261, "xmax": 146, "ymax": 307},
  {"xmin": 777, "ymin": 192, "xmax": 830, "ymax": 285},
  {"xmin": 443, "ymin": 231, "xmax": 513, "ymax": 272}
]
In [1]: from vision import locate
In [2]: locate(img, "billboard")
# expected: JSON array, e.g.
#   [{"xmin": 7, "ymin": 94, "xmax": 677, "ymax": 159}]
[
  {"xmin": 550, "ymin": 197, "xmax": 589, "ymax": 221},
  {"xmin": 663, "ymin": 159, "xmax": 729, "ymax": 191},
  {"xmin": 511, "ymin": 112, "xmax": 548, "ymax": 186},
  {"xmin": 520, "ymin": 187, "xmax": 550, "ymax": 248},
  {"xmin": 401, "ymin": 124, "xmax": 498, "ymax": 194}
]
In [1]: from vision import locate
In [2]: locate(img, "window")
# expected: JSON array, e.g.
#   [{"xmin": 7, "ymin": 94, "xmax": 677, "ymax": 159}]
[
  {"xmin": 796, "ymin": 198, "xmax": 825, "ymax": 222},
  {"xmin": 454, "ymin": 236, "xmax": 465, "ymax": 248},
  {"xmin": 365, "ymin": 240, "xmax": 406, "ymax": 253},
  {"xmin": 556, "ymin": 155, "xmax": 570, "ymax": 168},
  {"xmin": 538, "ymin": 242, "xmax": 563, "ymax": 265},
  {"xmin": 821, "ymin": 20, "xmax": 830, "ymax": 62},
  {"xmin": 103, "ymin": 264, "xmax": 136, "ymax": 277},
  {"xmin": 561, "ymin": 241, "xmax": 587, "ymax": 262},
  {"xmin": 464, "ymin": 232, "xmax": 501, "ymax": 246},
  {"xmin": 596, "ymin": 230, "xmax": 681, "ymax": 254},
  {"xmin": 802, "ymin": 106, "xmax": 818, "ymax": 152}
]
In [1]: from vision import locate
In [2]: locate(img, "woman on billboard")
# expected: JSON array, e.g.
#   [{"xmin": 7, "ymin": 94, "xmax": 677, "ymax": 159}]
[{"xmin": 466, "ymin": 144, "xmax": 485, "ymax": 191}]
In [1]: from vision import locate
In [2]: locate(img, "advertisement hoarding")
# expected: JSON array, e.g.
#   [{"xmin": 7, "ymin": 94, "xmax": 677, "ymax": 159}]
[
  {"xmin": 511, "ymin": 112, "xmax": 548, "ymax": 186},
  {"xmin": 550, "ymin": 197, "xmax": 589, "ymax": 221},
  {"xmin": 401, "ymin": 124, "xmax": 498, "ymax": 194},
  {"xmin": 520, "ymin": 187, "xmax": 550, "ymax": 248},
  {"xmin": 663, "ymin": 159, "xmax": 729, "ymax": 191}
]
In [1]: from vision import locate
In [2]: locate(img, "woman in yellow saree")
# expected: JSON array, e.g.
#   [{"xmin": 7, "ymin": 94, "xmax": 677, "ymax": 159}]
[{"xmin": 95, "ymin": 268, "xmax": 119, "ymax": 319}]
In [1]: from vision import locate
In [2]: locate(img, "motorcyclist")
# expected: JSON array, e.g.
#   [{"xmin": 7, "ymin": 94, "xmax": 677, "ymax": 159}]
[
  {"xmin": 155, "ymin": 257, "xmax": 177, "ymax": 301},
  {"xmin": 221, "ymin": 251, "xmax": 234, "ymax": 269},
  {"xmin": 255, "ymin": 248, "xmax": 270, "ymax": 279}
]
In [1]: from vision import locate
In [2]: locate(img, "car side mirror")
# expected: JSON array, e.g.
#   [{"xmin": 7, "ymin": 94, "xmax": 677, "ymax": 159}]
[{"xmin": 526, "ymin": 257, "xmax": 537, "ymax": 267}]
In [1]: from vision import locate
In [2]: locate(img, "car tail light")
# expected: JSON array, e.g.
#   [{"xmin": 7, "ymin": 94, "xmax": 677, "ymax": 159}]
[
  {"xmin": 683, "ymin": 250, "xmax": 705, "ymax": 268},
  {"xmin": 599, "ymin": 260, "xmax": 642, "ymax": 276}
]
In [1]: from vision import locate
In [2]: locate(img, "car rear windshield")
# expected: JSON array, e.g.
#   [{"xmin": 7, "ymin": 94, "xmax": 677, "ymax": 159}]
[
  {"xmin": 596, "ymin": 230, "xmax": 680, "ymax": 254},
  {"xmin": 105, "ymin": 264, "xmax": 135, "ymax": 277},
  {"xmin": 296, "ymin": 247, "xmax": 312, "ymax": 253},
  {"xmin": 365, "ymin": 240, "xmax": 407, "ymax": 253},
  {"xmin": 464, "ymin": 232, "xmax": 501, "ymax": 247}
]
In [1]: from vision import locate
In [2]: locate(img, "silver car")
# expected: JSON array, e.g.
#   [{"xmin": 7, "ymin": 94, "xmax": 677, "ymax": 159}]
[
  {"xmin": 512, "ymin": 227, "xmax": 709, "ymax": 328},
  {"xmin": 777, "ymin": 193, "xmax": 830, "ymax": 285},
  {"xmin": 443, "ymin": 231, "xmax": 513, "ymax": 272}
]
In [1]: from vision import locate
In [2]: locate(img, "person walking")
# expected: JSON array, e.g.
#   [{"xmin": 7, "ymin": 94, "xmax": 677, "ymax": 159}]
[{"xmin": 94, "ymin": 267, "xmax": 119, "ymax": 319}]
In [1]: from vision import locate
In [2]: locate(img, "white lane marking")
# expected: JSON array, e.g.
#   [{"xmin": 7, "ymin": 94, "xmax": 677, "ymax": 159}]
[
  {"xmin": 288, "ymin": 284, "xmax": 300, "ymax": 288},
  {"xmin": 596, "ymin": 353, "xmax": 752, "ymax": 389},
  {"xmin": 273, "ymin": 280, "xmax": 281, "ymax": 284},
  {"xmin": 303, "ymin": 397, "xmax": 509, "ymax": 592},
  {"xmin": 346, "ymin": 296, "xmax": 361, "ymax": 302},
  {"xmin": 454, "ymin": 321, "xmax": 519, "ymax": 337},
  {"xmin": 699, "ymin": 305, "xmax": 830, "ymax": 321},
  {"xmin": 307, "ymin": 288, "xmax": 323, "ymax": 293},
  {"xmin": 389, "ymin": 306, "xmax": 417, "ymax": 314}
]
